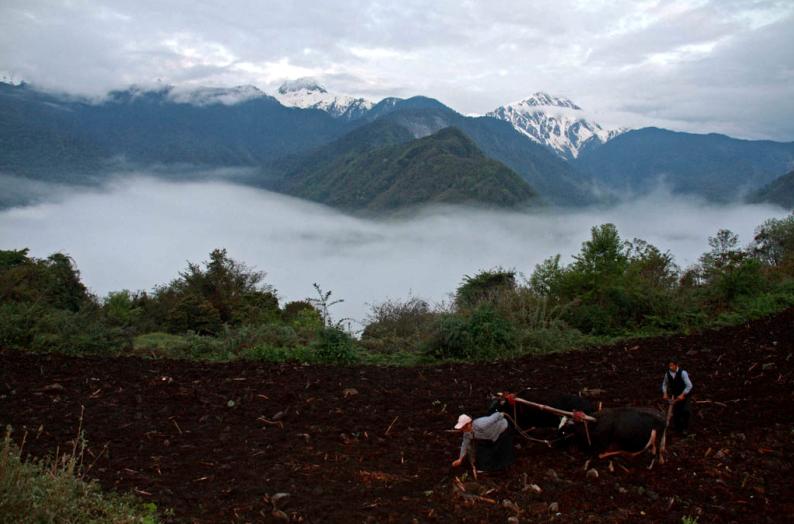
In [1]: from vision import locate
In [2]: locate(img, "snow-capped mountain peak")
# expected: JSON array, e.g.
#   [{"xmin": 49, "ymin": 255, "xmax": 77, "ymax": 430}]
[
  {"xmin": 274, "ymin": 77, "xmax": 374, "ymax": 120},
  {"xmin": 516, "ymin": 92, "xmax": 581, "ymax": 110},
  {"xmin": 487, "ymin": 92, "xmax": 624, "ymax": 160}
]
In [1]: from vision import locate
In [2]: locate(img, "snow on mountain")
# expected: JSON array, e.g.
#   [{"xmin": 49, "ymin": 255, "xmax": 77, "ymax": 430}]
[
  {"xmin": 487, "ymin": 92, "xmax": 625, "ymax": 160},
  {"xmin": 275, "ymin": 77, "xmax": 374, "ymax": 120},
  {"xmin": 168, "ymin": 85, "xmax": 267, "ymax": 106}
]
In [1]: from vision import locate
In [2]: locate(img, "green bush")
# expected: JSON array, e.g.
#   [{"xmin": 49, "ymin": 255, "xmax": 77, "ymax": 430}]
[
  {"xmin": 360, "ymin": 297, "xmax": 438, "ymax": 354},
  {"xmin": 312, "ymin": 327, "xmax": 357, "ymax": 363},
  {"xmin": 424, "ymin": 305, "xmax": 516, "ymax": 360},
  {"xmin": 289, "ymin": 307, "xmax": 324, "ymax": 343},
  {"xmin": 132, "ymin": 332, "xmax": 188, "ymax": 358},
  {"xmin": 0, "ymin": 298, "xmax": 129, "ymax": 356},
  {"xmin": 103, "ymin": 290, "xmax": 143, "ymax": 329},
  {"xmin": 455, "ymin": 269, "xmax": 516, "ymax": 309},
  {"xmin": 517, "ymin": 323, "xmax": 591, "ymax": 355}
]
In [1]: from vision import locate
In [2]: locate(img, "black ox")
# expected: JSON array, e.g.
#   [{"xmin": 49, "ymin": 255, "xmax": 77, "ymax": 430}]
[{"xmin": 575, "ymin": 407, "xmax": 668, "ymax": 469}]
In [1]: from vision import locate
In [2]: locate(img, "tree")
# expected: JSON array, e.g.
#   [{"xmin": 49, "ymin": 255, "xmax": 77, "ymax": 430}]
[
  {"xmin": 572, "ymin": 223, "xmax": 630, "ymax": 279},
  {"xmin": 751, "ymin": 214, "xmax": 794, "ymax": 271},
  {"xmin": 455, "ymin": 268, "xmax": 516, "ymax": 309},
  {"xmin": 155, "ymin": 248, "xmax": 279, "ymax": 333},
  {"xmin": 529, "ymin": 255, "xmax": 562, "ymax": 297}
]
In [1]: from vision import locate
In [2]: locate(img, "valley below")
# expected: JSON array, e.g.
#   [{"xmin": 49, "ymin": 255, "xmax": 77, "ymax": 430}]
[{"xmin": 0, "ymin": 176, "xmax": 788, "ymax": 322}]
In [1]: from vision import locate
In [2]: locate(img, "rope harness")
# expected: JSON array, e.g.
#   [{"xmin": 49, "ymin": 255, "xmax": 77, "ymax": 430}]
[{"xmin": 573, "ymin": 410, "xmax": 592, "ymax": 447}]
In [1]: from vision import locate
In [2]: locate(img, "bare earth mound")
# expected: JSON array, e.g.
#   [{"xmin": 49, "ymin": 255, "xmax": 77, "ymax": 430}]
[{"xmin": 2, "ymin": 309, "xmax": 793, "ymax": 523}]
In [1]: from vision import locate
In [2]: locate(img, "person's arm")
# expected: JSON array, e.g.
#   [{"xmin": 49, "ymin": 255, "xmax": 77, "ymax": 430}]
[
  {"xmin": 680, "ymin": 370, "xmax": 693, "ymax": 397},
  {"xmin": 662, "ymin": 373, "xmax": 670, "ymax": 398},
  {"xmin": 452, "ymin": 433, "xmax": 472, "ymax": 467}
]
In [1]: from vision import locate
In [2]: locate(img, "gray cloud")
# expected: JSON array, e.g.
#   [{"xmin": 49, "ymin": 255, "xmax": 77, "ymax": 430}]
[
  {"xmin": 0, "ymin": 176, "xmax": 787, "ymax": 322},
  {"xmin": 0, "ymin": 1, "xmax": 792, "ymax": 139}
]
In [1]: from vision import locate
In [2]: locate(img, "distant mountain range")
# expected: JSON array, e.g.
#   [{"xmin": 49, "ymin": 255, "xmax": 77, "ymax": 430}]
[
  {"xmin": 575, "ymin": 128, "xmax": 794, "ymax": 201},
  {"xmin": 1, "ymin": 80, "xmax": 793, "ymax": 212}
]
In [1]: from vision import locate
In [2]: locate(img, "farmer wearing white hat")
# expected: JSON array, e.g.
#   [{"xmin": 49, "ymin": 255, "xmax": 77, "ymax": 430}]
[{"xmin": 451, "ymin": 411, "xmax": 514, "ymax": 473}]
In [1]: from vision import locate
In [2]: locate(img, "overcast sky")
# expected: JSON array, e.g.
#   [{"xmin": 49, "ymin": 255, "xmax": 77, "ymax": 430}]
[{"xmin": 1, "ymin": 0, "xmax": 792, "ymax": 140}]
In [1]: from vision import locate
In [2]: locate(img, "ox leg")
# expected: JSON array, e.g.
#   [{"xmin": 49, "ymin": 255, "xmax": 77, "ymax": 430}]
[
  {"xmin": 598, "ymin": 429, "xmax": 658, "ymax": 461},
  {"xmin": 658, "ymin": 426, "xmax": 668, "ymax": 465}
]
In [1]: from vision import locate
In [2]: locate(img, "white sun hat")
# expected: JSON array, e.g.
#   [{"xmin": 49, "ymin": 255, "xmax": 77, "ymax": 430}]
[{"xmin": 454, "ymin": 414, "xmax": 473, "ymax": 430}]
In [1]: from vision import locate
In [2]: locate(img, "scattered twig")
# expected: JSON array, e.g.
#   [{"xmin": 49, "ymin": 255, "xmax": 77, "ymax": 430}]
[
  {"xmin": 695, "ymin": 400, "xmax": 728, "ymax": 408},
  {"xmin": 257, "ymin": 416, "xmax": 284, "ymax": 429},
  {"xmin": 385, "ymin": 416, "xmax": 399, "ymax": 436},
  {"xmin": 85, "ymin": 441, "xmax": 110, "ymax": 473}
]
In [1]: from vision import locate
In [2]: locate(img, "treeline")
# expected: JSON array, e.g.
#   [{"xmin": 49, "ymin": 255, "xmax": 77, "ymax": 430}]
[
  {"xmin": 0, "ymin": 248, "xmax": 354, "ymax": 362},
  {"xmin": 1, "ymin": 215, "xmax": 793, "ymax": 364}
]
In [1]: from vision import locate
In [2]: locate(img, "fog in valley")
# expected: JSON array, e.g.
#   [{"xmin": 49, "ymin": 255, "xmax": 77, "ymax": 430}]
[{"xmin": 0, "ymin": 175, "xmax": 788, "ymax": 324}]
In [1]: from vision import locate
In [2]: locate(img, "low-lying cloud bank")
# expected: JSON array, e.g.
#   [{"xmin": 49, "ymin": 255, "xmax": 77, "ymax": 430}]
[{"xmin": 0, "ymin": 176, "xmax": 788, "ymax": 323}]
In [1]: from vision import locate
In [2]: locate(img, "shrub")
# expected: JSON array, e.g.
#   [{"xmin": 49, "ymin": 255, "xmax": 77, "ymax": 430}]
[
  {"xmin": 103, "ymin": 290, "xmax": 143, "ymax": 329},
  {"xmin": 0, "ymin": 249, "xmax": 93, "ymax": 312},
  {"xmin": 518, "ymin": 322, "xmax": 590, "ymax": 355},
  {"xmin": 132, "ymin": 332, "xmax": 187, "ymax": 358},
  {"xmin": 424, "ymin": 305, "xmax": 516, "ymax": 360},
  {"xmin": 361, "ymin": 297, "xmax": 437, "ymax": 354},
  {"xmin": 220, "ymin": 323, "xmax": 299, "ymax": 352},
  {"xmin": 455, "ymin": 269, "xmax": 516, "ymax": 309},
  {"xmin": 312, "ymin": 327, "xmax": 357, "ymax": 363},
  {"xmin": 287, "ymin": 306, "xmax": 324, "ymax": 343}
]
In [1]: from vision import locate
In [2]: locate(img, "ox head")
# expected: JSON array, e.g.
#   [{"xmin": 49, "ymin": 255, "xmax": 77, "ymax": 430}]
[{"xmin": 486, "ymin": 391, "xmax": 509, "ymax": 414}]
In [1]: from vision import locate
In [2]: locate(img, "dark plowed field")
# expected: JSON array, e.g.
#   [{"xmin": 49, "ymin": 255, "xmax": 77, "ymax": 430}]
[{"xmin": 2, "ymin": 310, "xmax": 793, "ymax": 523}]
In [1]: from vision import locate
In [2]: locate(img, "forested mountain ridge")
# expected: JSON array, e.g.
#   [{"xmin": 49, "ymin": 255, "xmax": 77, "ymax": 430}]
[{"xmin": 278, "ymin": 126, "xmax": 538, "ymax": 212}]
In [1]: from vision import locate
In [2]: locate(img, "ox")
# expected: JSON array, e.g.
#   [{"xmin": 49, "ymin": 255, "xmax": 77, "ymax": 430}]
[
  {"xmin": 490, "ymin": 390, "xmax": 598, "ymax": 443},
  {"xmin": 575, "ymin": 407, "xmax": 668, "ymax": 470}
]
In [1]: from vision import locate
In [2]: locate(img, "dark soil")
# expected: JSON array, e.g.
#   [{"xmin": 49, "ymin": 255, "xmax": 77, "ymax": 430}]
[{"xmin": 2, "ymin": 310, "xmax": 793, "ymax": 523}]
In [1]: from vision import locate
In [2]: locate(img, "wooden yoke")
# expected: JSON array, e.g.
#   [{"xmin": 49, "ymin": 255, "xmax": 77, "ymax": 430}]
[{"xmin": 499, "ymin": 393, "xmax": 598, "ymax": 423}]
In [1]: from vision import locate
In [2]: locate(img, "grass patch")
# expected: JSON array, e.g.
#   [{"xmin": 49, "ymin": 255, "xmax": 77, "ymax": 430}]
[{"xmin": 0, "ymin": 427, "xmax": 167, "ymax": 523}]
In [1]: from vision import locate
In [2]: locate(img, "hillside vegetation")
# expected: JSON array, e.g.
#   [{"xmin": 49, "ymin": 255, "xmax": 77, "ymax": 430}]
[
  {"xmin": 279, "ymin": 126, "xmax": 537, "ymax": 212},
  {"xmin": 2, "ymin": 215, "xmax": 793, "ymax": 365},
  {"xmin": 749, "ymin": 170, "xmax": 794, "ymax": 210}
]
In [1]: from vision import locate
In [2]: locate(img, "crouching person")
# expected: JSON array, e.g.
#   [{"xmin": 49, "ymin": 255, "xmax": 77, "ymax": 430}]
[{"xmin": 451, "ymin": 412, "xmax": 515, "ymax": 476}]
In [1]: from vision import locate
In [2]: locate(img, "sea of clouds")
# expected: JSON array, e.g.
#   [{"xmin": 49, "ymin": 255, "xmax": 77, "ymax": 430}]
[{"xmin": 0, "ymin": 175, "xmax": 788, "ymax": 324}]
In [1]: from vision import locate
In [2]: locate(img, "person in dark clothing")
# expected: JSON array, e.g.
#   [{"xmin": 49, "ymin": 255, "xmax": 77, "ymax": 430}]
[
  {"xmin": 662, "ymin": 357, "xmax": 693, "ymax": 433},
  {"xmin": 451, "ymin": 412, "xmax": 515, "ymax": 475}
]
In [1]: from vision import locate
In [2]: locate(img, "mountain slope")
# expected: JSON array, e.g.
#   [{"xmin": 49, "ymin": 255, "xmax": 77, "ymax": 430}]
[
  {"xmin": 275, "ymin": 78, "xmax": 374, "ymax": 121},
  {"xmin": 487, "ymin": 92, "xmax": 623, "ymax": 160},
  {"xmin": 354, "ymin": 97, "xmax": 597, "ymax": 206},
  {"xmin": 576, "ymin": 127, "xmax": 794, "ymax": 201},
  {"xmin": 278, "ymin": 126, "xmax": 537, "ymax": 212},
  {"xmin": 0, "ymin": 82, "xmax": 352, "ymax": 182},
  {"xmin": 748, "ymin": 170, "xmax": 794, "ymax": 209}
]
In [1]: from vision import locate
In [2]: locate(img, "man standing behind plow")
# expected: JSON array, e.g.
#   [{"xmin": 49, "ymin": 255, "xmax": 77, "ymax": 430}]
[
  {"xmin": 451, "ymin": 407, "xmax": 515, "ymax": 476},
  {"xmin": 662, "ymin": 356, "xmax": 693, "ymax": 434}
]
